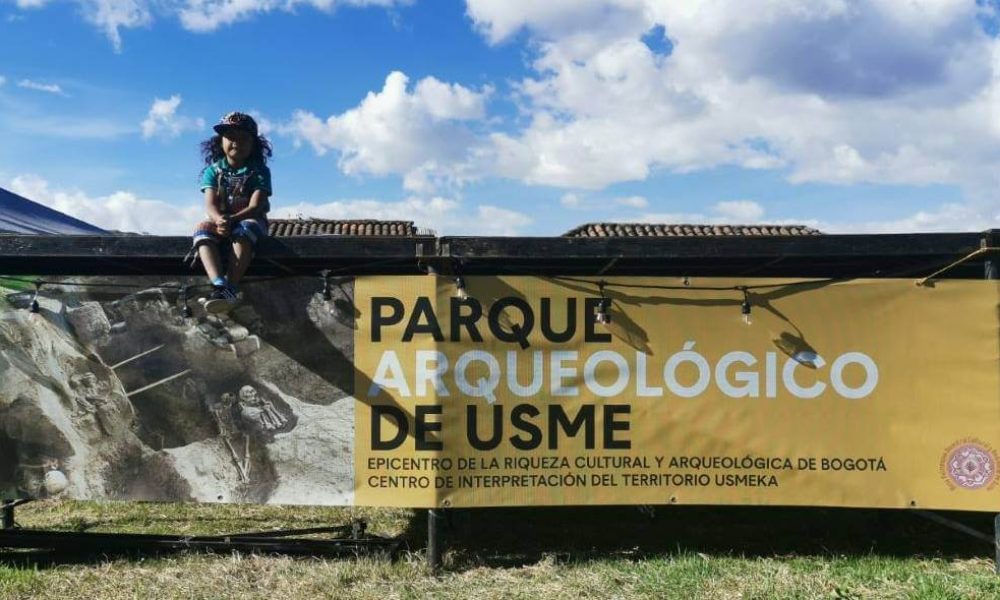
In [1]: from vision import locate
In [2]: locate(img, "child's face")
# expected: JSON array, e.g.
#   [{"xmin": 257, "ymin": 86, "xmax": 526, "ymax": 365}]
[{"xmin": 221, "ymin": 129, "xmax": 254, "ymax": 165}]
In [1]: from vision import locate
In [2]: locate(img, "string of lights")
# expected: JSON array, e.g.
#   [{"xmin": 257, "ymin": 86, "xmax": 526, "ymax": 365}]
[
  {"xmin": 547, "ymin": 274, "xmax": 845, "ymax": 292},
  {"xmin": 443, "ymin": 246, "xmax": 996, "ymax": 327}
]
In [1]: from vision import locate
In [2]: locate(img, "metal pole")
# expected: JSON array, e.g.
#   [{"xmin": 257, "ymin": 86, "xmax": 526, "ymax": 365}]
[
  {"xmin": 985, "ymin": 234, "xmax": 999, "ymax": 575},
  {"xmin": 2, "ymin": 500, "xmax": 14, "ymax": 530},
  {"xmin": 995, "ymin": 514, "xmax": 1000, "ymax": 575},
  {"xmin": 983, "ymin": 232, "xmax": 998, "ymax": 280},
  {"xmin": 427, "ymin": 508, "xmax": 443, "ymax": 573}
]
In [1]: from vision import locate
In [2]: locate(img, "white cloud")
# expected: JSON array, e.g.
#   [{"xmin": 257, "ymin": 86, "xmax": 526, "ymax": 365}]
[
  {"xmin": 1, "ymin": 116, "xmax": 134, "ymax": 139},
  {"xmin": 628, "ymin": 196, "xmax": 1000, "ymax": 234},
  {"xmin": 0, "ymin": 76, "xmax": 6, "ymax": 87},
  {"xmin": 465, "ymin": 0, "xmax": 643, "ymax": 46},
  {"xmin": 141, "ymin": 95, "xmax": 205, "ymax": 139},
  {"xmin": 615, "ymin": 195, "xmax": 648, "ymax": 209},
  {"xmin": 8, "ymin": 174, "xmax": 202, "ymax": 235},
  {"xmin": 558, "ymin": 192, "xmax": 651, "ymax": 210},
  {"xmin": 17, "ymin": 79, "xmax": 64, "ymax": 95},
  {"xmin": 10, "ymin": 0, "xmax": 404, "ymax": 50},
  {"xmin": 178, "ymin": 0, "xmax": 409, "ymax": 33},
  {"xmin": 6, "ymin": 173, "xmax": 534, "ymax": 237},
  {"xmin": 466, "ymin": 0, "xmax": 1000, "ymax": 204},
  {"xmin": 560, "ymin": 193, "xmax": 582, "ymax": 208},
  {"xmin": 282, "ymin": 71, "xmax": 492, "ymax": 192},
  {"xmin": 274, "ymin": 196, "xmax": 459, "ymax": 224},
  {"xmin": 821, "ymin": 202, "xmax": 999, "ymax": 234},
  {"xmin": 78, "ymin": 0, "xmax": 152, "ymax": 52},
  {"xmin": 635, "ymin": 199, "xmax": 770, "ymax": 226},
  {"xmin": 475, "ymin": 205, "xmax": 533, "ymax": 236},
  {"xmin": 712, "ymin": 200, "xmax": 764, "ymax": 222},
  {"xmin": 273, "ymin": 196, "xmax": 532, "ymax": 236}
]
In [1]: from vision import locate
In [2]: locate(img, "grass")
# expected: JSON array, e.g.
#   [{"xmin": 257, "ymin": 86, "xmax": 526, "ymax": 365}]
[
  {"xmin": 1, "ymin": 502, "xmax": 999, "ymax": 599},
  {"xmin": 0, "ymin": 279, "xmax": 38, "ymax": 297}
]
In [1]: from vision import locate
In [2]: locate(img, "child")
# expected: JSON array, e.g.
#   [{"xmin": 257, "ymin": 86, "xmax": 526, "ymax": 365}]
[{"xmin": 192, "ymin": 112, "xmax": 273, "ymax": 312}]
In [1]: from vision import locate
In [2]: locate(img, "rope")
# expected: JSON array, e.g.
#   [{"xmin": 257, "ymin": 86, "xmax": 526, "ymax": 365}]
[{"xmin": 914, "ymin": 247, "xmax": 1000, "ymax": 287}]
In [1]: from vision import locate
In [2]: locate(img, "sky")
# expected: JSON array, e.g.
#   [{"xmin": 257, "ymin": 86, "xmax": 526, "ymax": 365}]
[{"xmin": 2, "ymin": 0, "xmax": 1000, "ymax": 236}]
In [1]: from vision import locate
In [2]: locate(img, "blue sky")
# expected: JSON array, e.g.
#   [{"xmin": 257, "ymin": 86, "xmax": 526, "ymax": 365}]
[{"xmin": 2, "ymin": 0, "xmax": 999, "ymax": 235}]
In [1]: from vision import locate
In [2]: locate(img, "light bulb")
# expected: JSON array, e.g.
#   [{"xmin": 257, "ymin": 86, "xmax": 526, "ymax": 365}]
[
  {"xmin": 454, "ymin": 276, "xmax": 469, "ymax": 300},
  {"xmin": 595, "ymin": 297, "xmax": 612, "ymax": 325}
]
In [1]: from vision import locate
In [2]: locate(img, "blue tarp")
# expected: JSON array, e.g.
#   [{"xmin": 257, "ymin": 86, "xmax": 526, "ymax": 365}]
[{"xmin": 0, "ymin": 186, "xmax": 104, "ymax": 234}]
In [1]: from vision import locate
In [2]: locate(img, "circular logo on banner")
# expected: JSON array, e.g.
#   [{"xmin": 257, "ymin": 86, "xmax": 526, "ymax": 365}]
[{"xmin": 940, "ymin": 440, "xmax": 998, "ymax": 491}]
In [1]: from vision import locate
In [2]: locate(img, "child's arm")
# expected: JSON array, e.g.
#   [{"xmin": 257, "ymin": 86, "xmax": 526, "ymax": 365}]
[
  {"xmin": 204, "ymin": 188, "xmax": 230, "ymax": 235},
  {"xmin": 229, "ymin": 189, "xmax": 269, "ymax": 222}
]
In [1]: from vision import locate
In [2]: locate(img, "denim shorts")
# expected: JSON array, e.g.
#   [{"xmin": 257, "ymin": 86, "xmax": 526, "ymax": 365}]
[{"xmin": 193, "ymin": 217, "xmax": 268, "ymax": 249}]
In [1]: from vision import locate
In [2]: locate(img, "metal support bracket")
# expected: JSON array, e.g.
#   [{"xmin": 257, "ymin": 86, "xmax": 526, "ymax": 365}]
[
  {"xmin": 1, "ymin": 499, "xmax": 32, "ymax": 530},
  {"xmin": 911, "ymin": 509, "xmax": 999, "ymax": 573},
  {"xmin": 911, "ymin": 510, "xmax": 994, "ymax": 544}
]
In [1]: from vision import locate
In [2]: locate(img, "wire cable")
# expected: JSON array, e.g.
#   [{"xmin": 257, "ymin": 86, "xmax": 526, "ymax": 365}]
[{"xmin": 914, "ymin": 247, "xmax": 1000, "ymax": 286}]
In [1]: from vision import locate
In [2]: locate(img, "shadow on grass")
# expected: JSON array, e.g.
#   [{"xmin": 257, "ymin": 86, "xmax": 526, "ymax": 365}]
[
  {"xmin": 400, "ymin": 506, "xmax": 997, "ymax": 570},
  {"xmin": 0, "ymin": 537, "xmax": 401, "ymax": 570},
  {"xmin": 2, "ymin": 505, "xmax": 994, "ymax": 571},
  {"xmin": 0, "ymin": 547, "xmax": 185, "ymax": 569}
]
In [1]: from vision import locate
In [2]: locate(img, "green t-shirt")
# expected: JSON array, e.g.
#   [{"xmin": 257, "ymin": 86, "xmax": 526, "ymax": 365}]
[{"xmin": 199, "ymin": 159, "xmax": 272, "ymax": 215}]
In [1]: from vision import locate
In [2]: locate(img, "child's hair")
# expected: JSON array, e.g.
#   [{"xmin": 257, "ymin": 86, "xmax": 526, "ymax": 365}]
[{"xmin": 200, "ymin": 134, "xmax": 273, "ymax": 166}]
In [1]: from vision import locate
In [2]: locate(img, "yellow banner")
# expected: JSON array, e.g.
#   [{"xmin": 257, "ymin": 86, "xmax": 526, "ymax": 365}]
[{"xmin": 354, "ymin": 276, "xmax": 1000, "ymax": 511}]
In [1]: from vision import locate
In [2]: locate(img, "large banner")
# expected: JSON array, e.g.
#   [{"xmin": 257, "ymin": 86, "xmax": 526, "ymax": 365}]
[
  {"xmin": 1, "ymin": 275, "xmax": 998, "ymax": 511},
  {"xmin": 354, "ymin": 276, "xmax": 1000, "ymax": 511}
]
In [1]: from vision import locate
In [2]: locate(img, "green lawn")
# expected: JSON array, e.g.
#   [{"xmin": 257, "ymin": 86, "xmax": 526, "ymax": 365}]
[{"xmin": 1, "ymin": 501, "xmax": 998, "ymax": 599}]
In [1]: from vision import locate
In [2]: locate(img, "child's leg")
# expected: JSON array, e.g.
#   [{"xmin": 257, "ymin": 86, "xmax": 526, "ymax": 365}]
[
  {"xmin": 226, "ymin": 239, "xmax": 253, "ymax": 286},
  {"xmin": 227, "ymin": 219, "xmax": 267, "ymax": 287},
  {"xmin": 199, "ymin": 243, "xmax": 225, "ymax": 282},
  {"xmin": 193, "ymin": 219, "xmax": 226, "ymax": 285}
]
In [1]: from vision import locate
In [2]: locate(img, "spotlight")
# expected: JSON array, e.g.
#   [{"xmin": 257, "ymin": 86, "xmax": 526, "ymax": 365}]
[
  {"xmin": 454, "ymin": 276, "xmax": 469, "ymax": 300},
  {"xmin": 320, "ymin": 270, "xmax": 332, "ymax": 301},
  {"xmin": 595, "ymin": 281, "xmax": 611, "ymax": 325},
  {"xmin": 178, "ymin": 285, "xmax": 192, "ymax": 318},
  {"xmin": 29, "ymin": 282, "xmax": 40, "ymax": 313},
  {"xmin": 596, "ymin": 298, "xmax": 612, "ymax": 325}
]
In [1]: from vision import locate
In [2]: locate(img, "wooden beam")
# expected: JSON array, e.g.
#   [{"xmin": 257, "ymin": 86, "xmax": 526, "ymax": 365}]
[
  {"xmin": 0, "ymin": 235, "xmax": 435, "ymax": 276},
  {"xmin": 439, "ymin": 232, "xmax": 989, "ymax": 260},
  {"xmin": 0, "ymin": 231, "xmax": 995, "ymax": 279}
]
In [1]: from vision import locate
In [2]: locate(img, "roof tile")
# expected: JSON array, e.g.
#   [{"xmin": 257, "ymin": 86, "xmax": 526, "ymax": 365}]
[
  {"xmin": 563, "ymin": 223, "xmax": 822, "ymax": 238},
  {"xmin": 268, "ymin": 219, "xmax": 418, "ymax": 237}
]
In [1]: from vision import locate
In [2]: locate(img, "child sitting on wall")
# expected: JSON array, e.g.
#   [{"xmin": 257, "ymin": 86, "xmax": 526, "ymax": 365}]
[{"xmin": 192, "ymin": 112, "xmax": 273, "ymax": 312}]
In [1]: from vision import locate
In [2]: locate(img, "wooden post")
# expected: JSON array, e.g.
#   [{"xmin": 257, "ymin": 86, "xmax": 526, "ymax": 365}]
[{"xmin": 427, "ymin": 508, "xmax": 443, "ymax": 573}]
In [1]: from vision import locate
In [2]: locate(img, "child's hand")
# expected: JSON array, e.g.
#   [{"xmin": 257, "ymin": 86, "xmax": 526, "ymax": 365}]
[{"xmin": 215, "ymin": 215, "xmax": 231, "ymax": 236}]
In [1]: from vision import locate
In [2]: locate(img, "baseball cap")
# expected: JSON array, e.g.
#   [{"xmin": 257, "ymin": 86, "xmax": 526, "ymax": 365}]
[{"xmin": 213, "ymin": 111, "xmax": 258, "ymax": 136}]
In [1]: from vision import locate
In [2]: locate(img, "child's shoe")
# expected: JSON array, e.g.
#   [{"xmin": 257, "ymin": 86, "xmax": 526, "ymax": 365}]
[{"xmin": 205, "ymin": 285, "xmax": 239, "ymax": 314}]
